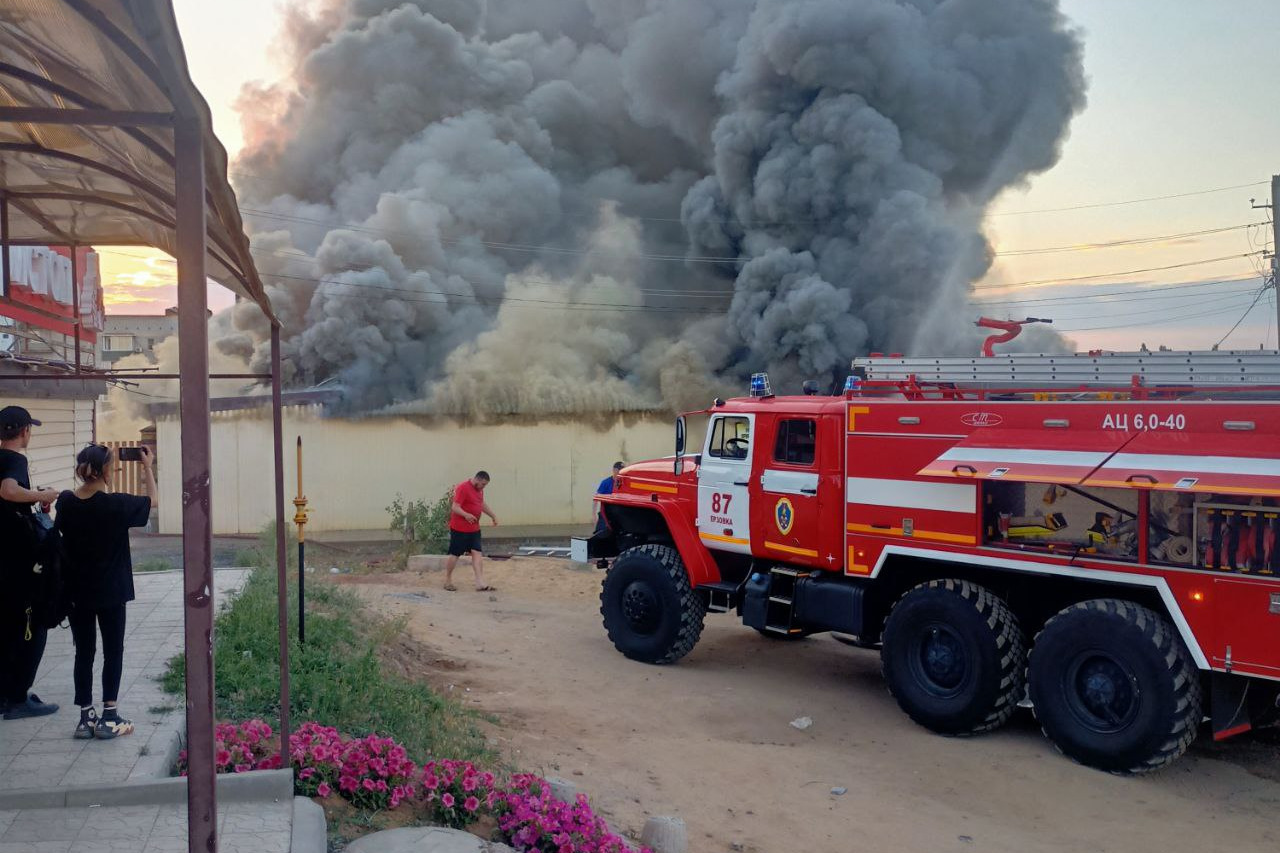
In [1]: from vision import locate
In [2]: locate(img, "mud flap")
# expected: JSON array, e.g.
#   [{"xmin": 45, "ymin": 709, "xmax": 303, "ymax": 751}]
[
  {"xmin": 585, "ymin": 529, "xmax": 619, "ymax": 561},
  {"xmin": 1211, "ymin": 672, "xmax": 1256, "ymax": 741}
]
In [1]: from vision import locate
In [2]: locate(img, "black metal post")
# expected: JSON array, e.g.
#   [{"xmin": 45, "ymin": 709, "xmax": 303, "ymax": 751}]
[
  {"xmin": 298, "ymin": 538, "xmax": 305, "ymax": 645},
  {"xmin": 1, "ymin": 194, "xmax": 9, "ymax": 300},
  {"xmin": 294, "ymin": 436, "xmax": 308, "ymax": 645}
]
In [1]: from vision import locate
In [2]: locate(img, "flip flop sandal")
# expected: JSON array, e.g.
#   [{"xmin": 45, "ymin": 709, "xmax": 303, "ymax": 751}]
[
  {"xmin": 444, "ymin": 584, "xmax": 458, "ymax": 592},
  {"xmin": 475, "ymin": 585, "xmax": 497, "ymax": 592}
]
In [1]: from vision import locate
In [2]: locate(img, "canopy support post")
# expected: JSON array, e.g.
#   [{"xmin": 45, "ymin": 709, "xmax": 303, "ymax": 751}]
[{"xmin": 174, "ymin": 116, "xmax": 217, "ymax": 853}]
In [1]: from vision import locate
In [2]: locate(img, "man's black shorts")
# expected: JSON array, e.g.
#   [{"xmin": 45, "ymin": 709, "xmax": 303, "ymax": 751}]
[{"xmin": 448, "ymin": 530, "xmax": 483, "ymax": 556}]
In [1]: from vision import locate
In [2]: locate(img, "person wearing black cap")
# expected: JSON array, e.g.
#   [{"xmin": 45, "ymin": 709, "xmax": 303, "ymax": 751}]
[{"xmin": 0, "ymin": 405, "xmax": 61, "ymax": 720}]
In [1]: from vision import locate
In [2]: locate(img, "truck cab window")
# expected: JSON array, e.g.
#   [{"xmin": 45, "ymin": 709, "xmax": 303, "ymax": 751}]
[
  {"xmin": 708, "ymin": 416, "xmax": 751, "ymax": 460},
  {"xmin": 773, "ymin": 419, "xmax": 816, "ymax": 465}
]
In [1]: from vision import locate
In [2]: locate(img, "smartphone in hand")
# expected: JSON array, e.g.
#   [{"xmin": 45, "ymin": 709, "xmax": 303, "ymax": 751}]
[{"xmin": 118, "ymin": 446, "xmax": 143, "ymax": 462}]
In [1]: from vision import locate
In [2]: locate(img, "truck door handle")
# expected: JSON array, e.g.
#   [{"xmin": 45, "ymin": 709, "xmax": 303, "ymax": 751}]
[
  {"xmin": 800, "ymin": 488, "xmax": 817, "ymax": 495},
  {"xmin": 734, "ymin": 480, "xmax": 750, "ymax": 487}
]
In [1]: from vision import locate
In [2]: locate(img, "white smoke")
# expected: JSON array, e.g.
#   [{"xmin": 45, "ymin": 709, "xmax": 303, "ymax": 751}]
[{"xmin": 228, "ymin": 0, "xmax": 1086, "ymax": 415}]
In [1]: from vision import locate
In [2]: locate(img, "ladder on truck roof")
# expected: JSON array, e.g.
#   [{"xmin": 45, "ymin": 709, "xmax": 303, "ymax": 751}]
[{"xmin": 850, "ymin": 350, "xmax": 1280, "ymax": 397}]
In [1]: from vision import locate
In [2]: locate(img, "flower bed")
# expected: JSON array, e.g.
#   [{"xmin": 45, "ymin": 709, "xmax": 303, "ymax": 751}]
[{"xmin": 178, "ymin": 720, "xmax": 648, "ymax": 853}]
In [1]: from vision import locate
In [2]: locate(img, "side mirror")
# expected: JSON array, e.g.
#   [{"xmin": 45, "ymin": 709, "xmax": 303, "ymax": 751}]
[{"xmin": 674, "ymin": 416, "xmax": 686, "ymax": 475}]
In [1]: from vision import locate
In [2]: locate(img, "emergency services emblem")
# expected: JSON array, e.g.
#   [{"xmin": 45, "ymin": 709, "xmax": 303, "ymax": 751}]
[{"xmin": 775, "ymin": 497, "xmax": 795, "ymax": 536}]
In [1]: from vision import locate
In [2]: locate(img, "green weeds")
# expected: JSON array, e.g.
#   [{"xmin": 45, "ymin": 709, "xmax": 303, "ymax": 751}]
[{"xmin": 161, "ymin": 526, "xmax": 491, "ymax": 766}]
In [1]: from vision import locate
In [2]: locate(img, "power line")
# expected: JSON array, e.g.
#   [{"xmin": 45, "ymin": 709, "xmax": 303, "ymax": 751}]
[
  {"xmin": 94, "ymin": 244, "xmax": 1265, "ymax": 322},
  {"xmin": 990, "ymin": 181, "xmax": 1269, "ymax": 216},
  {"xmin": 973, "ymin": 252, "xmax": 1265, "ymax": 291},
  {"xmin": 1214, "ymin": 283, "xmax": 1272, "ymax": 347},
  {"xmin": 976, "ymin": 280, "xmax": 1260, "ymax": 309},
  {"xmin": 976, "ymin": 273, "xmax": 1262, "ymax": 307},
  {"xmin": 260, "ymin": 270, "xmax": 731, "ymax": 314},
  {"xmin": 238, "ymin": 207, "xmax": 746, "ymax": 264},
  {"xmin": 993, "ymin": 222, "xmax": 1264, "ymax": 256},
  {"xmin": 230, "ymin": 165, "xmax": 1269, "ymax": 227},
  {"xmin": 1042, "ymin": 289, "xmax": 1261, "ymax": 325},
  {"xmin": 240, "ymin": 204, "xmax": 1265, "ymax": 262},
  {"xmin": 1055, "ymin": 294, "xmax": 1262, "ymax": 333}
]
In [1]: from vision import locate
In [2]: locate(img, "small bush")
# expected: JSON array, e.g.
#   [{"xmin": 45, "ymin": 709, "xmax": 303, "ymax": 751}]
[
  {"xmin": 161, "ymin": 527, "xmax": 489, "ymax": 764},
  {"xmin": 387, "ymin": 488, "xmax": 453, "ymax": 555}
]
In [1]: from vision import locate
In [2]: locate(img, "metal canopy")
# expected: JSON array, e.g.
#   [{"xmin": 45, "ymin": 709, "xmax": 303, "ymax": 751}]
[
  {"xmin": 0, "ymin": 0, "xmax": 273, "ymax": 318},
  {"xmin": 0, "ymin": 5, "xmax": 290, "ymax": 853}
]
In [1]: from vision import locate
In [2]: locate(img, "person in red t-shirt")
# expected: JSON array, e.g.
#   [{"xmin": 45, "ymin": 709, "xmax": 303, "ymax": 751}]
[{"xmin": 445, "ymin": 471, "xmax": 499, "ymax": 591}]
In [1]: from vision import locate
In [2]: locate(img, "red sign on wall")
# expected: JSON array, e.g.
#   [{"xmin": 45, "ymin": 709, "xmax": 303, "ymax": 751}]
[{"xmin": 0, "ymin": 246, "xmax": 103, "ymax": 342}]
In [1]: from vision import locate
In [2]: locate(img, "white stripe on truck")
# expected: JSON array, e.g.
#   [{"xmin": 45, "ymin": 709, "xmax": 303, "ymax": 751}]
[{"xmin": 846, "ymin": 477, "xmax": 976, "ymax": 513}]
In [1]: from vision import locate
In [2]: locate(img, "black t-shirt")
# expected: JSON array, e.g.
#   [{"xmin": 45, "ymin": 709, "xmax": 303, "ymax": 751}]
[
  {"xmin": 55, "ymin": 490, "xmax": 152, "ymax": 610},
  {"xmin": 0, "ymin": 447, "xmax": 32, "ymax": 512},
  {"xmin": 0, "ymin": 448, "xmax": 33, "ymax": 570}
]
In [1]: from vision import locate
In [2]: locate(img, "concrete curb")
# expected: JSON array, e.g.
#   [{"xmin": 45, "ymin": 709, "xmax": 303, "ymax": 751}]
[
  {"xmin": 0, "ymin": 768, "xmax": 294, "ymax": 810},
  {"xmin": 128, "ymin": 716, "xmax": 186, "ymax": 782},
  {"xmin": 291, "ymin": 795, "xmax": 327, "ymax": 853}
]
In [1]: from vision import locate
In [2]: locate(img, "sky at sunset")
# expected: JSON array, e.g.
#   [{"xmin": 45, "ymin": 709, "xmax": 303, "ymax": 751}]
[{"xmin": 99, "ymin": 0, "xmax": 1280, "ymax": 353}]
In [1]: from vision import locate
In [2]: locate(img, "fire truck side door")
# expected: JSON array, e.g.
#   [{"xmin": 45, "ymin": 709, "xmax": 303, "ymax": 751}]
[
  {"xmin": 697, "ymin": 414, "xmax": 754, "ymax": 555},
  {"xmin": 758, "ymin": 417, "xmax": 834, "ymax": 568}
]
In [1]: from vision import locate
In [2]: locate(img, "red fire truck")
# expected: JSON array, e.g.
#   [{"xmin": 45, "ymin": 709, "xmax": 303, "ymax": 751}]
[{"xmin": 588, "ymin": 349, "xmax": 1280, "ymax": 774}]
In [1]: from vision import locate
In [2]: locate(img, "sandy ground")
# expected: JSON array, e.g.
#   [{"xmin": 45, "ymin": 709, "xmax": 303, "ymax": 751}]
[{"xmin": 341, "ymin": 558, "xmax": 1280, "ymax": 853}]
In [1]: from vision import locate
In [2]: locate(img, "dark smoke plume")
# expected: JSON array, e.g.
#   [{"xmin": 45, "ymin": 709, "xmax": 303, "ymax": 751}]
[{"xmin": 229, "ymin": 0, "xmax": 1086, "ymax": 415}]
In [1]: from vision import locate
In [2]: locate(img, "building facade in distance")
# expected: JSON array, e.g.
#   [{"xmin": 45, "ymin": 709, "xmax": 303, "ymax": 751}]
[{"xmin": 97, "ymin": 306, "xmax": 180, "ymax": 367}]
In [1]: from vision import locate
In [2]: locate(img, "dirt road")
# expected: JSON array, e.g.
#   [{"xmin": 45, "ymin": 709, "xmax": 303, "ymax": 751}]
[{"xmin": 343, "ymin": 558, "xmax": 1280, "ymax": 853}]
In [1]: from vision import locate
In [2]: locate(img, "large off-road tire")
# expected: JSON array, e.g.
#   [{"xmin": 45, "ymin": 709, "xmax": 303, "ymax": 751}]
[
  {"xmin": 1028, "ymin": 599, "xmax": 1201, "ymax": 774},
  {"xmin": 881, "ymin": 579, "xmax": 1026, "ymax": 736},
  {"xmin": 600, "ymin": 544, "xmax": 706, "ymax": 664}
]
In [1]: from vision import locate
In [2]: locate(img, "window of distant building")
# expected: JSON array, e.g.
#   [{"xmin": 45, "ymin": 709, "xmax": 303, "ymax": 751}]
[{"xmin": 105, "ymin": 334, "xmax": 135, "ymax": 352}]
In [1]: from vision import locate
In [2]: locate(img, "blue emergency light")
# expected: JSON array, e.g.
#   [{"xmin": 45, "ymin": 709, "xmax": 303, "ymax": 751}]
[
  {"xmin": 749, "ymin": 372, "xmax": 772, "ymax": 397},
  {"xmin": 844, "ymin": 375, "xmax": 860, "ymax": 393}
]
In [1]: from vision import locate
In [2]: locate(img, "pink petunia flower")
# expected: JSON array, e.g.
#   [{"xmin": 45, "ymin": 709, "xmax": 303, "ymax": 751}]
[
  {"xmin": 441, "ymin": 793, "xmax": 455, "ymax": 809},
  {"xmin": 316, "ymin": 782, "xmax": 332, "ymax": 798}
]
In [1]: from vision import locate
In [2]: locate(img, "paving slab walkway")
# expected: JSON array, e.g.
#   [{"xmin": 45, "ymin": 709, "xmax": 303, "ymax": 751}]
[
  {"xmin": 0, "ymin": 569, "xmax": 310, "ymax": 853},
  {"xmin": 0, "ymin": 798, "xmax": 294, "ymax": 853}
]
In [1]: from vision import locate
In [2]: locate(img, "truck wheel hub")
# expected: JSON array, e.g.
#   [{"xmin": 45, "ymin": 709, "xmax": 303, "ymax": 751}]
[
  {"xmin": 1066, "ymin": 653, "xmax": 1138, "ymax": 732},
  {"xmin": 914, "ymin": 623, "xmax": 967, "ymax": 695},
  {"xmin": 622, "ymin": 582, "xmax": 660, "ymax": 635}
]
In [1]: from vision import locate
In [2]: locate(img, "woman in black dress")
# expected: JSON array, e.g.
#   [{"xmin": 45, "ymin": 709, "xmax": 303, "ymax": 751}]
[{"xmin": 56, "ymin": 444, "xmax": 156, "ymax": 739}]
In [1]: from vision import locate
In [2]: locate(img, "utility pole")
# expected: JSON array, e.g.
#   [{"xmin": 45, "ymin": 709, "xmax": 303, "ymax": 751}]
[
  {"xmin": 1273, "ymin": 174, "xmax": 1279, "ymax": 347},
  {"xmin": 1250, "ymin": 175, "xmax": 1279, "ymax": 348}
]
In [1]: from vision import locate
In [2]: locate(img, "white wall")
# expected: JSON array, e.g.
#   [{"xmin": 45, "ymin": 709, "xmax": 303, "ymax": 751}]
[
  {"xmin": 155, "ymin": 407, "xmax": 674, "ymax": 535},
  {"xmin": 6, "ymin": 396, "xmax": 95, "ymax": 493}
]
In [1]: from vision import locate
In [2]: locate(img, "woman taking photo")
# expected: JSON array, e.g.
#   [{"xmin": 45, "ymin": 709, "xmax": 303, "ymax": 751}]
[{"xmin": 56, "ymin": 444, "xmax": 156, "ymax": 739}]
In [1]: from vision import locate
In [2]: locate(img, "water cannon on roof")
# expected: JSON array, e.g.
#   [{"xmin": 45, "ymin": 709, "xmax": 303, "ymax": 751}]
[{"xmin": 976, "ymin": 316, "xmax": 1053, "ymax": 357}]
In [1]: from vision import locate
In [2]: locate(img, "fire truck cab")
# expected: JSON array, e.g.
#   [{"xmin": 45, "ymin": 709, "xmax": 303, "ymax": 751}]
[{"xmin": 588, "ymin": 351, "xmax": 1280, "ymax": 774}]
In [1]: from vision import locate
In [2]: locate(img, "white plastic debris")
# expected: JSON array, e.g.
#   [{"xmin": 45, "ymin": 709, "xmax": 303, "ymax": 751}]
[{"xmin": 789, "ymin": 716, "xmax": 813, "ymax": 730}]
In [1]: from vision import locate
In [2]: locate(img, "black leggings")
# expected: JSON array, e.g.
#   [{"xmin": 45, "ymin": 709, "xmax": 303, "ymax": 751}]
[{"xmin": 69, "ymin": 605, "xmax": 127, "ymax": 707}]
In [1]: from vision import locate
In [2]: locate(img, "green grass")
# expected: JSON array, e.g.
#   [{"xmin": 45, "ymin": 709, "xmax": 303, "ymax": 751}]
[
  {"xmin": 161, "ymin": 526, "xmax": 492, "ymax": 765},
  {"xmin": 134, "ymin": 557, "xmax": 176, "ymax": 573}
]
